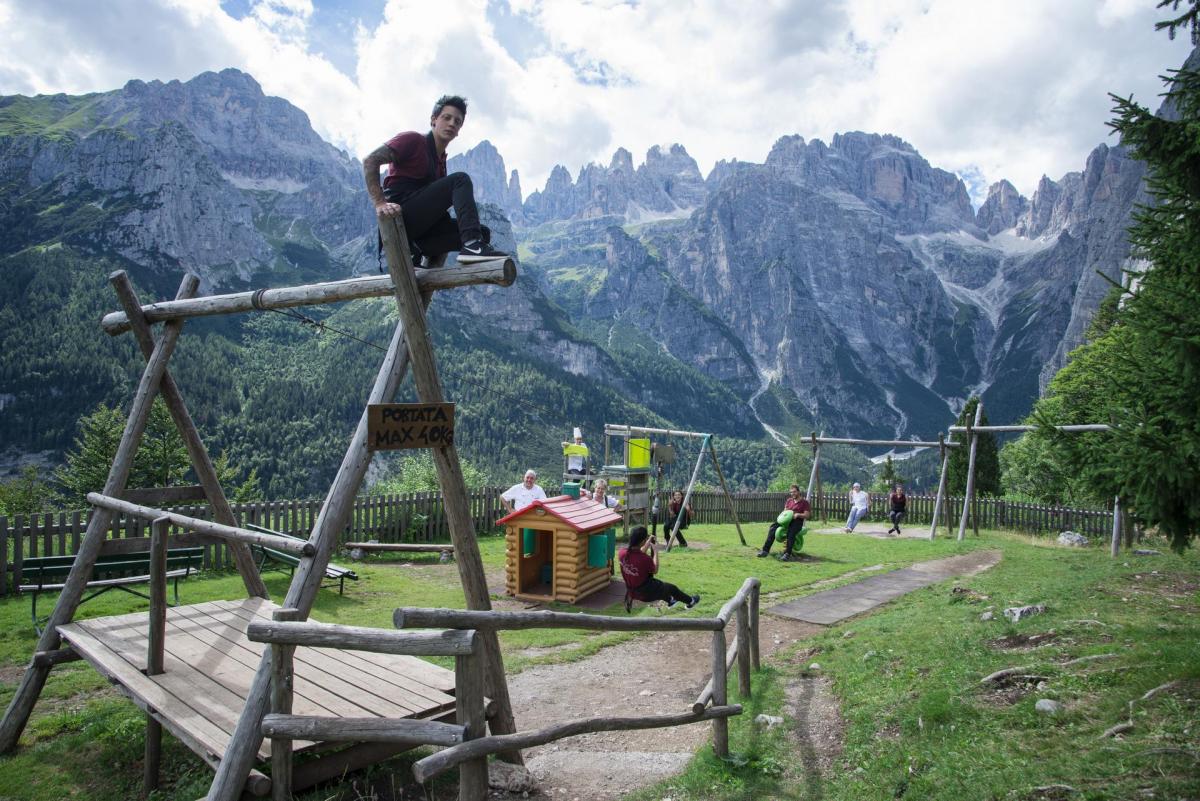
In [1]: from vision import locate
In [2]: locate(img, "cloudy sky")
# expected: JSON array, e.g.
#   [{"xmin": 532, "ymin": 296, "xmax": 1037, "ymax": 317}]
[{"xmin": 0, "ymin": 0, "xmax": 1191, "ymax": 205}]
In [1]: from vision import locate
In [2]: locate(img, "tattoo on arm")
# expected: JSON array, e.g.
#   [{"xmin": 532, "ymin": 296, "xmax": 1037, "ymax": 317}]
[{"xmin": 362, "ymin": 145, "xmax": 395, "ymax": 206}]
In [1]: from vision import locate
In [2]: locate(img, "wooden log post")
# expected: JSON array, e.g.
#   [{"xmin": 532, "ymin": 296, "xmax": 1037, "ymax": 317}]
[
  {"xmin": 735, "ymin": 600, "xmax": 751, "ymax": 699},
  {"xmin": 454, "ymin": 633, "xmax": 487, "ymax": 801},
  {"xmin": 956, "ymin": 403, "xmax": 984, "ymax": 542},
  {"xmin": 412, "ymin": 705, "xmax": 742, "ymax": 784},
  {"xmin": 101, "ymin": 261, "xmax": 516, "ymax": 335},
  {"xmin": 378, "ymin": 215, "xmax": 522, "ymax": 762},
  {"xmin": 110, "ymin": 271, "xmax": 269, "ymax": 599},
  {"xmin": 143, "ymin": 516, "xmax": 169, "ymax": 795},
  {"xmin": 804, "ymin": 432, "xmax": 821, "ymax": 500},
  {"xmin": 208, "ymin": 306, "xmax": 422, "ymax": 800},
  {"xmin": 748, "ymin": 582, "xmax": 760, "ymax": 671},
  {"xmin": 707, "ymin": 440, "xmax": 746, "ymax": 546},
  {"xmin": 1109, "ymin": 495, "xmax": 1122, "ymax": 558},
  {"xmin": 269, "ymin": 608, "xmax": 302, "ymax": 801},
  {"xmin": 930, "ymin": 434, "xmax": 950, "ymax": 540},
  {"xmin": 0, "ymin": 273, "xmax": 196, "ymax": 754},
  {"xmin": 88, "ymin": 494, "xmax": 313, "ymax": 555},
  {"xmin": 394, "ymin": 607, "xmax": 722, "ymax": 632},
  {"xmin": 711, "ymin": 629, "xmax": 729, "ymax": 757},
  {"xmin": 811, "ymin": 432, "xmax": 825, "ymax": 522},
  {"xmin": 669, "ymin": 434, "xmax": 710, "ymax": 550}
]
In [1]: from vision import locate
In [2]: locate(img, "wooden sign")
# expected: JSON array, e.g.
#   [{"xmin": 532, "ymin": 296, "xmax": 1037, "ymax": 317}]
[{"xmin": 367, "ymin": 403, "xmax": 455, "ymax": 450}]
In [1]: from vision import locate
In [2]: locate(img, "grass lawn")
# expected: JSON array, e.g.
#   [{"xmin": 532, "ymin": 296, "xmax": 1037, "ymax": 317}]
[{"xmin": 0, "ymin": 524, "xmax": 1195, "ymax": 800}]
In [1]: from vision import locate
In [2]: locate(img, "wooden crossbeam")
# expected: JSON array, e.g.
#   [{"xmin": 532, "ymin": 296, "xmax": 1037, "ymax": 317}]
[{"xmin": 101, "ymin": 260, "xmax": 515, "ymax": 335}]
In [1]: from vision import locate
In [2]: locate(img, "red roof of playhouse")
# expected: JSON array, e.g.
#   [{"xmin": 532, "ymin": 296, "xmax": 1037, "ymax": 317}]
[{"xmin": 496, "ymin": 496, "xmax": 622, "ymax": 531}]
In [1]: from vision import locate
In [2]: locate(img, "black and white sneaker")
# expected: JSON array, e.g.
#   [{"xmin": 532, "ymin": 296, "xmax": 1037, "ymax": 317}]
[{"xmin": 457, "ymin": 241, "xmax": 508, "ymax": 263}]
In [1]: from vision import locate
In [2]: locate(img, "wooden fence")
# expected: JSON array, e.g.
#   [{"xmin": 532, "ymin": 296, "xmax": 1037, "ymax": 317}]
[
  {"xmin": 663, "ymin": 490, "xmax": 1115, "ymax": 539},
  {"xmin": 0, "ymin": 487, "xmax": 1113, "ymax": 596},
  {"xmin": 0, "ymin": 488, "xmax": 507, "ymax": 597}
]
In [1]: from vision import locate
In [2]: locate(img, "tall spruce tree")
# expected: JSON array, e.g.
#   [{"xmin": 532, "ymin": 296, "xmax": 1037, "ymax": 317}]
[
  {"xmin": 947, "ymin": 397, "xmax": 1000, "ymax": 496},
  {"xmin": 1055, "ymin": 23, "xmax": 1200, "ymax": 552}
]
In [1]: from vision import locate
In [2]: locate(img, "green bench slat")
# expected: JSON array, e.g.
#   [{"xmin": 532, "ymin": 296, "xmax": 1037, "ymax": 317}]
[{"xmin": 244, "ymin": 524, "xmax": 357, "ymax": 590}]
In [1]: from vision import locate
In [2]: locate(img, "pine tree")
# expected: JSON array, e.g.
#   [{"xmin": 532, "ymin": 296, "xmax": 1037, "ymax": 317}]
[
  {"xmin": 1057, "ymin": 28, "xmax": 1200, "ymax": 551},
  {"xmin": 947, "ymin": 397, "xmax": 1000, "ymax": 496},
  {"xmin": 55, "ymin": 399, "xmax": 191, "ymax": 503}
]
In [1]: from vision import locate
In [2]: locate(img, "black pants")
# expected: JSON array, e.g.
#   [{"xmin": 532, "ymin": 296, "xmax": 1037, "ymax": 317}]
[
  {"xmin": 889, "ymin": 510, "xmax": 906, "ymax": 531},
  {"xmin": 384, "ymin": 172, "xmax": 488, "ymax": 257},
  {"xmin": 664, "ymin": 513, "xmax": 688, "ymax": 547},
  {"xmin": 633, "ymin": 577, "xmax": 692, "ymax": 605},
  {"xmin": 761, "ymin": 518, "xmax": 804, "ymax": 555}
]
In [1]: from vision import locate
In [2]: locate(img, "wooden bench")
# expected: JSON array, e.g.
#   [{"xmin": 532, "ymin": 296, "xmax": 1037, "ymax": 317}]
[
  {"xmin": 19, "ymin": 548, "xmax": 204, "ymax": 634},
  {"xmin": 245, "ymin": 524, "xmax": 358, "ymax": 595}
]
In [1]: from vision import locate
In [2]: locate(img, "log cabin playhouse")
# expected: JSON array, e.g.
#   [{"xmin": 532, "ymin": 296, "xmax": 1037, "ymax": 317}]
[{"xmin": 499, "ymin": 496, "xmax": 621, "ymax": 604}]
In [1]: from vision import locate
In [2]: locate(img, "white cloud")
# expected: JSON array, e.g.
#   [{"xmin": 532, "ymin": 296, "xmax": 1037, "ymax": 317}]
[{"xmin": 0, "ymin": 0, "xmax": 1192, "ymax": 204}]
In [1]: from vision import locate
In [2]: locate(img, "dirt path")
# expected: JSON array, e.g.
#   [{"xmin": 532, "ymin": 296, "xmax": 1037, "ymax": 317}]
[{"xmin": 503, "ymin": 614, "xmax": 826, "ymax": 801}]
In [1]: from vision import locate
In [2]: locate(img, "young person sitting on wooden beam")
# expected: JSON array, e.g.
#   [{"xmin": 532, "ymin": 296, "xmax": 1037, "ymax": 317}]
[
  {"xmin": 363, "ymin": 94, "xmax": 508, "ymax": 264},
  {"xmin": 619, "ymin": 526, "xmax": 700, "ymax": 612}
]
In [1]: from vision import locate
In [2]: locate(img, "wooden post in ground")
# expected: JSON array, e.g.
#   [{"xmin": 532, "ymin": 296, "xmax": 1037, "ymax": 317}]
[
  {"xmin": 806, "ymin": 434, "xmax": 825, "ymax": 522},
  {"xmin": 455, "ymin": 634, "xmax": 487, "ymax": 801},
  {"xmin": 710, "ymin": 629, "xmax": 729, "ymax": 757},
  {"xmin": 378, "ymin": 216, "xmax": 522, "ymax": 760},
  {"xmin": 111, "ymin": 271, "xmax": 268, "ymax": 599},
  {"xmin": 208, "ymin": 312, "xmax": 423, "ymax": 800},
  {"xmin": 1109, "ymin": 495, "xmax": 1122, "ymax": 558},
  {"xmin": 270, "ymin": 607, "xmax": 302, "ymax": 801},
  {"xmin": 930, "ymin": 433, "xmax": 950, "ymax": 541},
  {"xmin": 668, "ymin": 434, "xmax": 709, "ymax": 551},
  {"xmin": 707, "ymin": 439, "xmax": 746, "ymax": 546},
  {"xmin": 143, "ymin": 516, "xmax": 169, "ymax": 794},
  {"xmin": 735, "ymin": 601, "xmax": 751, "ymax": 699},
  {"xmin": 0, "ymin": 274, "xmax": 196, "ymax": 754},
  {"xmin": 748, "ymin": 583, "xmax": 760, "ymax": 671},
  {"xmin": 956, "ymin": 403, "xmax": 984, "ymax": 542}
]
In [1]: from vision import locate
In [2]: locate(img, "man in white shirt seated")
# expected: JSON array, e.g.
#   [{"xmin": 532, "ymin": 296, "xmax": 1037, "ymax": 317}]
[{"xmin": 501, "ymin": 469, "xmax": 548, "ymax": 513}]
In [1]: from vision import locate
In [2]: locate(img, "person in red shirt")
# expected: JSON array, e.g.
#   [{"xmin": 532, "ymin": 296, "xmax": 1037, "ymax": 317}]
[
  {"xmin": 619, "ymin": 526, "xmax": 699, "ymax": 611},
  {"xmin": 362, "ymin": 94, "xmax": 507, "ymax": 264},
  {"xmin": 757, "ymin": 484, "xmax": 811, "ymax": 561}
]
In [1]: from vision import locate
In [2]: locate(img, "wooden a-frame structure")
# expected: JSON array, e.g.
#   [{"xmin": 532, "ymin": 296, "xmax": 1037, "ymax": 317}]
[{"xmin": 0, "ymin": 216, "xmax": 524, "ymax": 799}]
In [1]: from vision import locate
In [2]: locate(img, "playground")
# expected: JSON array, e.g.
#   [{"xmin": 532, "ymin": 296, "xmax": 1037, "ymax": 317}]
[
  {"xmin": 0, "ymin": 214, "xmax": 1193, "ymax": 801},
  {"xmin": 1, "ymin": 519, "xmax": 1195, "ymax": 801}
]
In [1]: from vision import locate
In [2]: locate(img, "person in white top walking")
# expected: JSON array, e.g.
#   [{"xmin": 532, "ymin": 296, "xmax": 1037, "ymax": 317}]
[
  {"xmin": 501, "ymin": 469, "xmax": 547, "ymax": 513},
  {"xmin": 844, "ymin": 482, "xmax": 870, "ymax": 532}
]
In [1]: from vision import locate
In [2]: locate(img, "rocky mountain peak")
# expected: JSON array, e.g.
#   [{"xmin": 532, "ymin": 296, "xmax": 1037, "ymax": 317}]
[
  {"xmin": 447, "ymin": 139, "xmax": 524, "ymax": 222},
  {"xmin": 976, "ymin": 179, "xmax": 1028, "ymax": 235},
  {"xmin": 610, "ymin": 147, "xmax": 634, "ymax": 174}
]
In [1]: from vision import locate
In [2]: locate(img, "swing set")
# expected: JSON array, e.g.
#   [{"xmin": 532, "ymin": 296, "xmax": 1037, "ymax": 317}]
[{"xmin": 601, "ymin": 424, "xmax": 747, "ymax": 549}]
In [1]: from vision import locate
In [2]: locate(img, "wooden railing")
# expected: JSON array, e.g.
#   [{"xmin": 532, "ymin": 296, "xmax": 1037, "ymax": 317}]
[
  {"xmin": 393, "ymin": 576, "xmax": 760, "ymax": 782},
  {"xmin": 250, "ymin": 580, "xmax": 760, "ymax": 800},
  {"xmin": 248, "ymin": 609, "xmax": 487, "ymax": 801}
]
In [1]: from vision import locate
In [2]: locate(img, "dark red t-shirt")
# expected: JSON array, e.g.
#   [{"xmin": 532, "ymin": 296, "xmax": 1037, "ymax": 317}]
[
  {"xmin": 381, "ymin": 131, "xmax": 446, "ymax": 192},
  {"xmin": 785, "ymin": 498, "xmax": 811, "ymax": 516},
  {"xmin": 618, "ymin": 547, "xmax": 656, "ymax": 589}
]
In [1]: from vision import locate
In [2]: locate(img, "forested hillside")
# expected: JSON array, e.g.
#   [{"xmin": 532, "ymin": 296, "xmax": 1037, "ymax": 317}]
[{"xmin": 0, "ymin": 243, "xmax": 788, "ymax": 497}]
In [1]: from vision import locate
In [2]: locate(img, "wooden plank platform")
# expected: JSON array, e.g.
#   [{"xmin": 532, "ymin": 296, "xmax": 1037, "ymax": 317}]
[{"xmin": 56, "ymin": 598, "xmax": 458, "ymax": 767}]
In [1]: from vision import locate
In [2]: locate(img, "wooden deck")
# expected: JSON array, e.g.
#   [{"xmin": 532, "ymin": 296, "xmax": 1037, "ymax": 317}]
[{"xmin": 56, "ymin": 598, "xmax": 457, "ymax": 767}]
